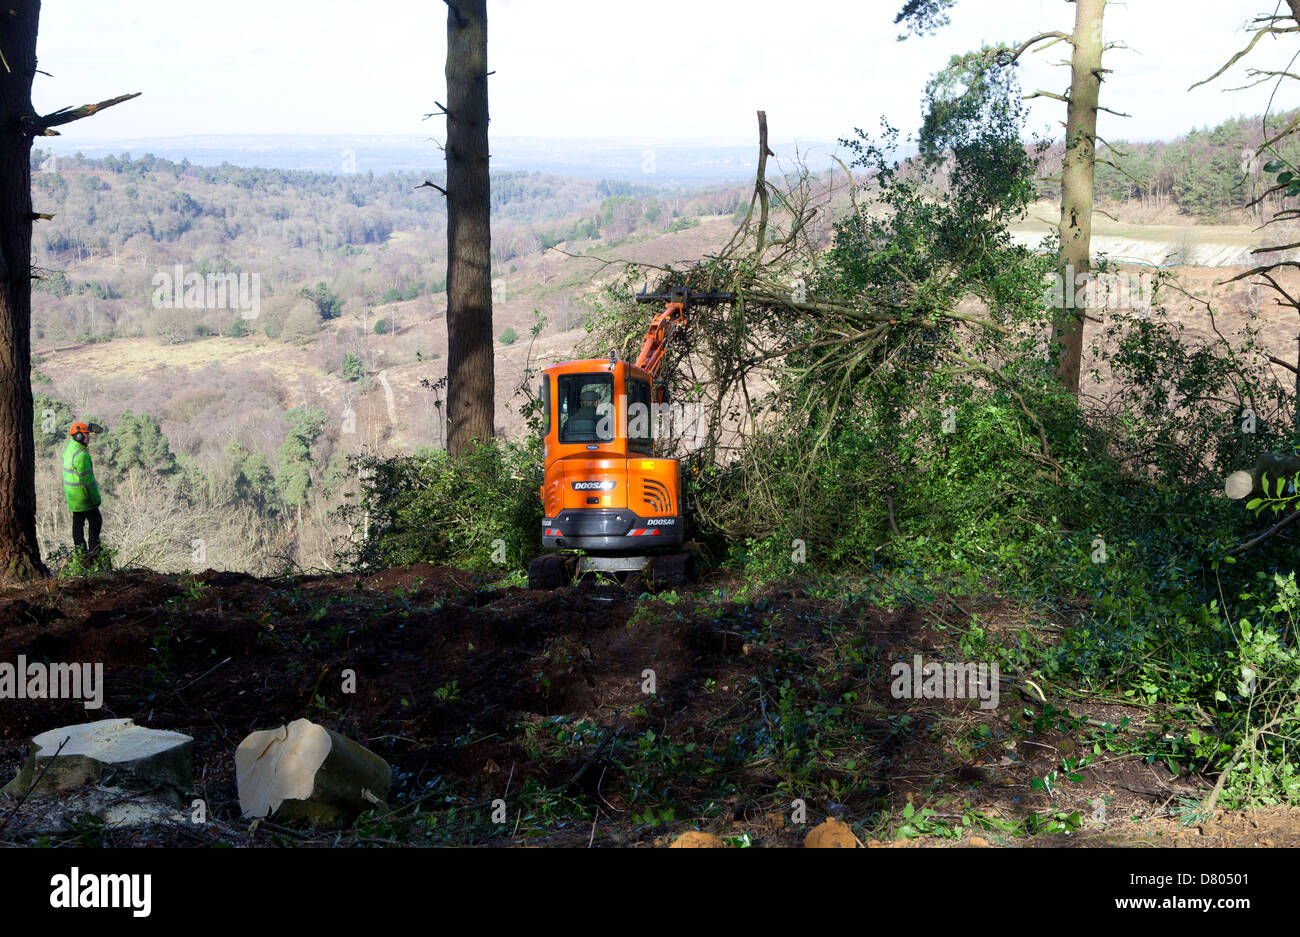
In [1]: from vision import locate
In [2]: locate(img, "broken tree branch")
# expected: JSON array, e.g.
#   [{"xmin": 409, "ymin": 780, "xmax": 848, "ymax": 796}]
[{"xmin": 26, "ymin": 92, "xmax": 141, "ymax": 135}]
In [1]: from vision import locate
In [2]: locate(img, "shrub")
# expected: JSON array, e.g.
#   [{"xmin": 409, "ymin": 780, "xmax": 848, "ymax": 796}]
[
  {"xmin": 498, "ymin": 327, "xmax": 518, "ymax": 346},
  {"xmin": 338, "ymin": 439, "xmax": 542, "ymax": 573},
  {"xmin": 281, "ymin": 301, "xmax": 323, "ymax": 341}
]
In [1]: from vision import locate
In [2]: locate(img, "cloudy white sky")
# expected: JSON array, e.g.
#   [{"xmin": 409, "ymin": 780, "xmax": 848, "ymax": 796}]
[{"xmin": 32, "ymin": 0, "xmax": 1300, "ymax": 145}]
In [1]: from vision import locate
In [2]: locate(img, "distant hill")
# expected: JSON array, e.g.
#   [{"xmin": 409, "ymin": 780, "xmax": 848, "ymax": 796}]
[{"xmin": 42, "ymin": 134, "xmax": 844, "ymax": 185}]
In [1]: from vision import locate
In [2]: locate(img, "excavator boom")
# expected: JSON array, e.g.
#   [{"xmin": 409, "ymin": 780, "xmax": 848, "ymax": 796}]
[
  {"xmin": 632, "ymin": 287, "xmax": 735, "ymax": 379},
  {"xmin": 634, "ymin": 302, "xmax": 685, "ymax": 379}
]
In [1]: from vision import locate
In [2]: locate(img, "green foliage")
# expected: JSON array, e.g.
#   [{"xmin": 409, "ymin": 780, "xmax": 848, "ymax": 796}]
[
  {"xmin": 103, "ymin": 411, "xmax": 177, "ymax": 479},
  {"xmin": 35, "ymin": 270, "xmax": 71, "ymax": 297},
  {"xmin": 342, "ymin": 351, "xmax": 364, "ymax": 381},
  {"xmin": 226, "ymin": 439, "xmax": 276, "ymax": 514},
  {"xmin": 1081, "ymin": 111, "xmax": 1300, "ymax": 217},
  {"xmin": 894, "ymin": 0, "xmax": 958, "ymax": 37},
  {"xmin": 498, "ymin": 326, "xmax": 518, "ymax": 346},
  {"xmin": 373, "ymin": 317, "xmax": 388, "ymax": 335},
  {"xmin": 50, "ymin": 543, "xmax": 117, "ymax": 578},
  {"xmin": 338, "ymin": 439, "xmax": 542, "ymax": 572},
  {"xmin": 32, "ymin": 392, "xmax": 75, "ymax": 456},
  {"xmin": 300, "ymin": 281, "xmax": 343, "ymax": 319},
  {"xmin": 276, "ymin": 406, "xmax": 326, "ymax": 509}
]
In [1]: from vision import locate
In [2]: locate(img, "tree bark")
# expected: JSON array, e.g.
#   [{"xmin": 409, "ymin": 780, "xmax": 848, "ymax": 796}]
[
  {"xmin": 0, "ymin": 1, "xmax": 48, "ymax": 582},
  {"xmin": 444, "ymin": 0, "xmax": 494, "ymax": 456},
  {"xmin": 1051, "ymin": 0, "xmax": 1106, "ymax": 395}
]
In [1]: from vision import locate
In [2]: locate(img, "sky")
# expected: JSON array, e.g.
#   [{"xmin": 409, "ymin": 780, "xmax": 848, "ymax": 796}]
[{"xmin": 31, "ymin": 0, "xmax": 1300, "ymax": 147}]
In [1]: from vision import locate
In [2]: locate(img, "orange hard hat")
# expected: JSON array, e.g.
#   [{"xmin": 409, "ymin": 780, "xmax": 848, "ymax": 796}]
[{"xmin": 69, "ymin": 421, "xmax": 90, "ymax": 437}]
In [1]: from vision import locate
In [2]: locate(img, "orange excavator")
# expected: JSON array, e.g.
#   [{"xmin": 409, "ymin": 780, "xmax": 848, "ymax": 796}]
[{"xmin": 527, "ymin": 287, "xmax": 734, "ymax": 589}]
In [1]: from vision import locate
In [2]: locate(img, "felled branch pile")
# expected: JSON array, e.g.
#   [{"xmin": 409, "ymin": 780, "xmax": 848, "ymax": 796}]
[
  {"xmin": 588, "ymin": 112, "xmax": 1056, "ymax": 474},
  {"xmin": 576, "ymin": 112, "xmax": 1067, "ymax": 549}
]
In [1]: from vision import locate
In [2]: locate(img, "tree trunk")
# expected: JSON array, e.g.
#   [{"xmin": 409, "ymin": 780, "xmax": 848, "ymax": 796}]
[
  {"xmin": 1225, "ymin": 453, "xmax": 1300, "ymax": 501},
  {"xmin": 1051, "ymin": 0, "xmax": 1106, "ymax": 395},
  {"xmin": 0, "ymin": 1, "xmax": 48, "ymax": 583},
  {"xmin": 444, "ymin": 0, "xmax": 494, "ymax": 456}
]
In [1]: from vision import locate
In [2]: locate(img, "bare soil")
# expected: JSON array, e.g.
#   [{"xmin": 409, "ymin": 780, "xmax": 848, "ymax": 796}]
[{"xmin": 0, "ymin": 563, "xmax": 1291, "ymax": 847}]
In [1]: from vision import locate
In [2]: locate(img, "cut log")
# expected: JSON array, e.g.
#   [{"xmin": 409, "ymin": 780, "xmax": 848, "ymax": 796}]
[
  {"xmin": 1, "ymin": 718, "xmax": 192, "ymax": 798},
  {"xmin": 235, "ymin": 718, "xmax": 391, "ymax": 825},
  {"xmin": 1224, "ymin": 453, "xmax": 1300, "ymax": 500}
]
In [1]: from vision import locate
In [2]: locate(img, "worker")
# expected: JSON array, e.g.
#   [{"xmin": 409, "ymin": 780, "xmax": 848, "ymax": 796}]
[
  {"xmin": 564, "ymin": 388, "xmax": 608, "ymax": 441},
  {"xmin": 62, "ymin": 421, "xmax": 103, "ymax": 559},
  {"xmin": 575, "ymin": 388, "xmax": 602, "ymax": 420}
]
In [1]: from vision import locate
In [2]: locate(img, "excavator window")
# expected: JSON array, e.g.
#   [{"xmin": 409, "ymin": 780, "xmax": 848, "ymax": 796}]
[
  {"xmin": 558, "ymin": 373, "xmax": 614, "ymax": 443},
  {"xmin": 538, "ymin": 378, "xmax": 551, "ymax": 437},
  {"xmin": 627, "ymin": 378, "xmax": 653, "ymax": 454}
]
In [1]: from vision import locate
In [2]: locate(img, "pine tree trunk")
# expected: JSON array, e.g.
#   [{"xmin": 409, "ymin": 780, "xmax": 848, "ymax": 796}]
[
  {"xmin": 0, "ymin": 1, "xmax": 49, "ymax": 583},
  {"xmin": 1051, "ymin": 0, "xmax": 1106, "ymax": 395},
  {"xmin": 444, "ymin": 0, "xmax": 494, "ymax": 456}
]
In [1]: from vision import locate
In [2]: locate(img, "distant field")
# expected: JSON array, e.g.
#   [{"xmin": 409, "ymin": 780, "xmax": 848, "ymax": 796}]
[{"xmin": 1011, "ymin": 200, "xmax": 1293, "ymax": 266}]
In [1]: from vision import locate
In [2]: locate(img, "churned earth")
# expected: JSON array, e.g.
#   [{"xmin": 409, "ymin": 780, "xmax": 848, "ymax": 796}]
[{"xmin": 0, "ymin": 562, "xmax": 1293, "ymax": 847}]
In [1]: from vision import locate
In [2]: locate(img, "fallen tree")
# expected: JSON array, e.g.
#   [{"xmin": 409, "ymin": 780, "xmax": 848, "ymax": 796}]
[
  {"xmin": 578, "ymin": 98, "xmax": 1068, "ymax": 559},
  {"xmin": 1225, "ymin": 452, "xmax": 1300, "ymax": 501}
]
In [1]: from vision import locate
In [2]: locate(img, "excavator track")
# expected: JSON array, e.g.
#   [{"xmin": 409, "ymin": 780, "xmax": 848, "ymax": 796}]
[{"xmin": 527, "ymin": 551, "xmax": 694, "ymax": 591}]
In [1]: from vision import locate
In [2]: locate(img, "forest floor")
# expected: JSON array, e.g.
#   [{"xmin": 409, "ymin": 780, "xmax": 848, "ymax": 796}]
[{"xmin": 0, "ymin": 562, "xmax": 1295, "ymax": 847}]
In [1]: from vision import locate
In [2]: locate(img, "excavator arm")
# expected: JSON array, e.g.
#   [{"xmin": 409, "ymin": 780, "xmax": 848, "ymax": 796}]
[
  {"xmin": 634, "ymin": 302, "xmax": 685, "ymax": 379},
  {"xmin": 632, "ymin": 287, "xmax": 735, "ymax": 380}
]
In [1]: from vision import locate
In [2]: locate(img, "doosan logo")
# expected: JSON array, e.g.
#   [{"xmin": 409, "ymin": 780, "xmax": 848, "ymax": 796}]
[
  {"xmin": 50, "ymin": 868, "xmax": 151, "ymax": 918},
  {"xmin": 571, "ymin": 481, "xmax": 615, "ymax": 491}
]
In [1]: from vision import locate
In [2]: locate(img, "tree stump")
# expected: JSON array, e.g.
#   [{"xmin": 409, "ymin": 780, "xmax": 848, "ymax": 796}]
[
  {"xmin": 235, "ymin": 719, "xmax": 391, "ymax": 825},
  {"xmin": 2, "ymin": 718, "xmax": 192, "ymax": 798}
]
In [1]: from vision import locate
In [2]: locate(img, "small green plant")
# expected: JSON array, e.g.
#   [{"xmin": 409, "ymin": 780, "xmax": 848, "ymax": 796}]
[
  {"xmin": 627, "ymin": 605, "xmax": 662, "ymax": 628},
  {"xmin": 630, "ymin": 806, "xmax": 676, "ymax": 827},
  {"xmin": 498, "ymin": 326, "xmax": 518, "ymax": 346},
  {"xmin": 51, "ymin": 544, "xmax": 117, "ymax": 578},
  {"xmin": 177, "ymin": 572, "xmax": 207, "ymax": 602}
]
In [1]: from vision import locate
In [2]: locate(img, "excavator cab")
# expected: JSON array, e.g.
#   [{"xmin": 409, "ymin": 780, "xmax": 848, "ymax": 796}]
[
  {"xmin": 526, "ymin": 288, "xmax": 733, "ymax": 589},
  {"xmin": 536, "ymin": 357, "xmax": 683, "ymax": 555}
]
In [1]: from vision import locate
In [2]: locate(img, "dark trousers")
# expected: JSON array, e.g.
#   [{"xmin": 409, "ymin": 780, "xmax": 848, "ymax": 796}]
[{"xmin": 72, "ymin": 508, "xmax": 102, "ymax": 553}]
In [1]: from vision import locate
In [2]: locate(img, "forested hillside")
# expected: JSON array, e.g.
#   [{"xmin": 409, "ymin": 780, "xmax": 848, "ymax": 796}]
[{"xmin": 24, "ymin": 149, "xmax": 754, "ymax": 574}]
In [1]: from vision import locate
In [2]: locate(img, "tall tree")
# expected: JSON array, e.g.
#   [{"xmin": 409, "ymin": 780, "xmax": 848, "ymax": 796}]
[
  {"xmin": 1050, "ymin": 0, "xmax": 1107, "ymax": 395},
  {"xmin": 0, "ymin": 1, "xmax": 136, "ymax": 582},
  {"xmin": 442, "ymin": 0, "xmax": 494, "ymax": 455},
  {"xmin": 897, "ymin": 0, "xmax": 1116, "ymax": 395}
]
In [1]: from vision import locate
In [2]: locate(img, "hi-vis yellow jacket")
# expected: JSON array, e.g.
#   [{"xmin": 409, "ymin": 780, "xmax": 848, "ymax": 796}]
[{"xmin": 62, "ymin": 438, "xmax": 101, "ymax": 512}]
